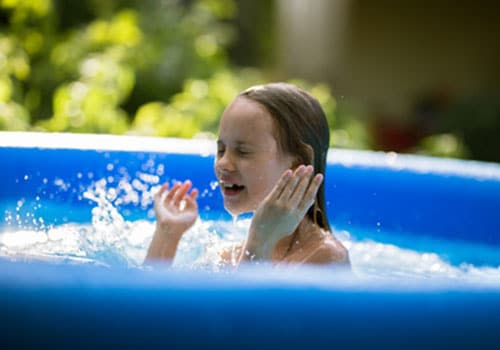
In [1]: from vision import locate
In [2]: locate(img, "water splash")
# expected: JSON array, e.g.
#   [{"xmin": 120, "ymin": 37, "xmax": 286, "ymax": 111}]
[
  {"xmin": 1, "ymin": 174, "xmax": 500, "ymax": 285},
  {"xmin": 2, "ymin": 207, "xmax": 500, "ymax": 285}
]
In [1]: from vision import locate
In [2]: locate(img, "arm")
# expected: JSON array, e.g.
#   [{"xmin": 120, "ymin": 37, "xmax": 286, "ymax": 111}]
[
  {"xmin": 240, "ymin": 165, "xmax": 323, "ymax": 262},
  {"xmin": 145, "ymin": 180, "xmax": 198, "ymax": 264}
]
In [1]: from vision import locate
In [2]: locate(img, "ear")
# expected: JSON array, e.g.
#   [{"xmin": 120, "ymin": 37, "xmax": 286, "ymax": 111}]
[
  {"xmin": 291, "ymin": 144, "xmax": 314, "ymax": 168},
  {"xmin": 304, "ymin": 144, "xmax": 314, "ymax": 165}
]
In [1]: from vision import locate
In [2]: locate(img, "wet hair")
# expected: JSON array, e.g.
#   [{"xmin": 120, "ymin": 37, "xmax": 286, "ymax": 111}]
[{"xmin": 239, "ymin": 82, "xmax": 331, "ymax": 231}]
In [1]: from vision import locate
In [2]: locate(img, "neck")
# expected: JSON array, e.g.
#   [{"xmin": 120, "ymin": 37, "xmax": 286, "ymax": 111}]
[
  {"xmin": 292, "ymin": 218, "xmax": 320, "ymax": 242},
  {"xmin": 276, "ymin": 218, "xmax": 318, "ymax": 258}
]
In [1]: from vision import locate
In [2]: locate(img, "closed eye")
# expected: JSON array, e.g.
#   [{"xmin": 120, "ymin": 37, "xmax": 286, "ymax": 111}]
[
  {"xmin": 216, "ymin": 141, "xmax": 225, "ymax": 157},
  {"xmin": 217, "ymin": 148, "xmax": 225, "ymax": 157},
  {"xmin": 216, "ymin": 141, "xmax": 253, "ymax": 157},
  {"xmin": 237, "ymin": 148, "xmax": 251, "ymax": 156}
]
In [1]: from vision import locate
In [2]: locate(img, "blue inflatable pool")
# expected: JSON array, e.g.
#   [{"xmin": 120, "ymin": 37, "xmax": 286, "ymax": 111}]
[{"xmin": 1, "ymin": 132, "xmax": 500, "ymax": 349}]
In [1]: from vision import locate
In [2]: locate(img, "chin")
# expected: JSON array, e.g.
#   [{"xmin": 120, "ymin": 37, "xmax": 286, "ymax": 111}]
[
  {"xmin": 223, "ymin": 202, "xmax": 254, "ymax": 217},
  {"xmin": 224, "ymin": 206, "xmax": 245, "ymax": 217}
]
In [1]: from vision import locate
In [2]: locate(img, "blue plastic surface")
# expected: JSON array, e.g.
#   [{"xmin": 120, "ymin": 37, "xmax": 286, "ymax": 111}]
[
  {"xmin": 2, "ymin": 145, "xmax": 499, "ymax": 243},
  {"xmin": 1, "ymin": 133, "xmax": 500, "ymax": 349},
  {"xmin": 2, "ymin": 260, "xmax": 500, "ymax": 349}
]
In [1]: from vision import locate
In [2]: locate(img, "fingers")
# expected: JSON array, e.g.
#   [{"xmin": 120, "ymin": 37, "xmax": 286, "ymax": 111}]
[
  {"xmin": 184, "ymin": 188, "xmax": 199, "ymax": 209},
  {"xmin": 298, "ymin": 173, "xmax": 323, "ymax": 210},
  {"xmin": 189, "ymin": 188, "xmax": 199, "ymax": 201},
  {"xmin": 172, "ymin": 180, "xmax": 192, "ymax": 205},
  {"xmin": 280, "ymin": 165, "xmax": 312, "ymax": 202},
  {"xmin": 267, "ymin": 169, "xmax": 293, "ymax": 201},
  {"xmin": 158, "ymin": 180, "xmax": 198, "ymax": 207},
  {"xmin": 165, "ymin": 182, "xmax": 182, "ymax": 202},
  {"xmin": 277, "ymin": 165, "xmax": 323, "ymax": 210},
  {"xmin": 155, "ymin": 183, "xmax": 169, "ymax": 200}
]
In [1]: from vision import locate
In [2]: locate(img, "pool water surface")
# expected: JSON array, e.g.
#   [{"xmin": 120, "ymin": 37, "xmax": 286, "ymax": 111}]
[{"xmin": 2, "ymin": 197, "xmax": 499, "ymax": 286}]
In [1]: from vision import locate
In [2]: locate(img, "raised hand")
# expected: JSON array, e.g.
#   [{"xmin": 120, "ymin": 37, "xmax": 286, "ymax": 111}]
[
  {"xmin": 244, "ymin": 165, "xmax": 323, "ymax": 260},
  {"xmin": 146, "ymin": 180, "xmax": 198, "ymax": 262},
  {"xmin": 154, "ymin": 180, "xmax": 199, "ymax": 239}
]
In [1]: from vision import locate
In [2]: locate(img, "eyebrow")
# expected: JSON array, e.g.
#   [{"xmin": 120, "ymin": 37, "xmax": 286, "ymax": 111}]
[{"xmin": 217, "ymin": 140, "xmax": 252, "ymax": 147}]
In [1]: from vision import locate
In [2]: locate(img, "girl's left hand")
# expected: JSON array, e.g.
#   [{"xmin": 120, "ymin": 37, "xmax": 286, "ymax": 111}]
[
  {"xmin": 154, "ymin": 180, "xmax": 199, "ymax": 240},
  {"xmin": 145, "ymin": 180, "xmax": 199, "ymax": 263},
  {"xmin": 244, "ymin": 165, "xmax": 323, "ymax": 260}
]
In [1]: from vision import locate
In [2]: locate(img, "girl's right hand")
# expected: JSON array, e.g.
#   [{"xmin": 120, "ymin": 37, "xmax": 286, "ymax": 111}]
[
  {"xmin": 244, "ymin": 165, "xmax": 323, "ymax": 260},
  {"xmin": 154, "ymin": 180, "xmax": 199, "ymax": 241}
]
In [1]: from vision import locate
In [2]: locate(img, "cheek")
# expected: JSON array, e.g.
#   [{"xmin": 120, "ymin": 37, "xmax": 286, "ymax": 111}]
[{"xmin": 248, "ymin": 162, "xmax": 284, "ymax": 194}]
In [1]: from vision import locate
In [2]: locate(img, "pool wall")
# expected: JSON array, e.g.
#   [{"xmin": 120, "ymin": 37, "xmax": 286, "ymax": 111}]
[
  {"xmin": 1, "ymin": 132, "xmax": 500, "ymax": 349},
  {"xmin": 2, "ymin": 132, "xmax": 499, "ymax": 242}
]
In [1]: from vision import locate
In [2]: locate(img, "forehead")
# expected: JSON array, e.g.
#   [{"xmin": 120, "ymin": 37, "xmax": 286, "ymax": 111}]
[{"xmin": 218, "ymin": 97, "xmax": 277, "ymax": 144}]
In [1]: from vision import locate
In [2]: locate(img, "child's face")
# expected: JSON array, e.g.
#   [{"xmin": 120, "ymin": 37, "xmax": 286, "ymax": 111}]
[{"xmin": 215, "ymin": 97, "xmax": 295, "ymax": 215}]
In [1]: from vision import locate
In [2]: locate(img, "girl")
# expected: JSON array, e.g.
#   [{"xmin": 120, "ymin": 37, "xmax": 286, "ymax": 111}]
[{"xmin": 146, "ymin": 83, "xmax": 349, "ymax": 266}]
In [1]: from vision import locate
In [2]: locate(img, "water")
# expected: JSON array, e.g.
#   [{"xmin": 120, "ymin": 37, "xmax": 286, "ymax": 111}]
[
  {"xmin": 1, "ymin": 173, "xmax": 500, "ymax": 286},
  {"xmin": 2, "ymin": 208, "xmax": 500, "ymax": 286}
]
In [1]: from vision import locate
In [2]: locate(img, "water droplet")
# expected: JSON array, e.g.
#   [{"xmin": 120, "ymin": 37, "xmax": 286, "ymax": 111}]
[
  {"xmin": 156, "ymin": 164, "xmax": 165, "ymax": 176},
  {"xmin": 232, "ymin": 214, "xmax": 239, "ymax": 226}
]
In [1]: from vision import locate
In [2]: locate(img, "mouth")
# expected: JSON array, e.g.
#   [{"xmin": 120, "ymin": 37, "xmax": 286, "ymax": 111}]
[{"xmin": 220, "ymin": 181, "xmax": 245, "ymax": 197}]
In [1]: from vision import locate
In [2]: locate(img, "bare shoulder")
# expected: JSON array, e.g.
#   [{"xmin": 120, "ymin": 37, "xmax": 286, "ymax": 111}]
[{"xmin": 306, "ymin": 234, "xmax": 350, "ymax": 265}]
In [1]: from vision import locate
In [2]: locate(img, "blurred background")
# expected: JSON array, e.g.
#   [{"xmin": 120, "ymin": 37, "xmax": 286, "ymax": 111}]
[{"xmin": 1, "ymin": 0, "xmax": 499, "ymax": 162}]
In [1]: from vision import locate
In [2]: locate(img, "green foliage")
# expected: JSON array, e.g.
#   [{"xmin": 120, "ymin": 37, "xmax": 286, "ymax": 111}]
[
  {"xmin": 0, "ymin": 0, "xmax": 490, "ymax": 161},
  {"xmin": 0, "ymin": 0, "xmax": 368, "ymax": 154},
  {"xmin": 0, "ymin": 34, "xmax": 31, "ymax": 130},
  {"xmin": 0, "ymin": 0, "xmax": 344, "ymax": 142},
  {"xmin": 0, "ymin": 101, "xmax": 30, "ymax": 130},
  {"xmin": 39, "ymin": 53, "xmax": 133, "ymax": 133},
  {"xmin": 0, "ymin": 0, "xmax": 238, "ymax": 134},
  {"xmin": 414, "ymin": 133, "xmax": 469, "ymax": 159},
  {"xmin": 331, "ymin": 119, "xmax": 373, "ymax": 150},
  {"xmin": 132, "ymin": 68, "xmax": 263, "ymax": 138},
  {"xmin": 131, "ymin": 71, "xmax": 344, "ymax": 142},
  {"xmin": 0, "ymin": 0, "xmax": 370, "ymax": 153}
]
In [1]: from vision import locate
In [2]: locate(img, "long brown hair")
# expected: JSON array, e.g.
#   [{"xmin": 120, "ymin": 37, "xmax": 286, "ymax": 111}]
[{"xmin": 239, "ymin": 83, "xmax": 331, "ymax": 231}]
